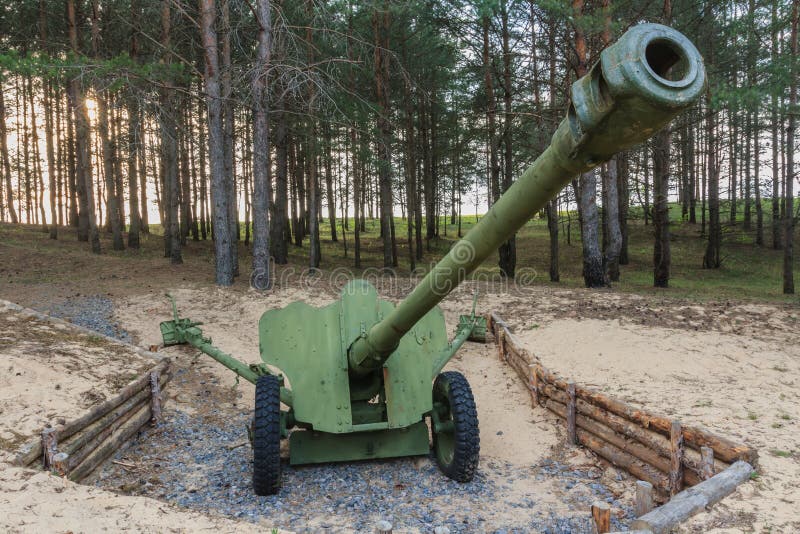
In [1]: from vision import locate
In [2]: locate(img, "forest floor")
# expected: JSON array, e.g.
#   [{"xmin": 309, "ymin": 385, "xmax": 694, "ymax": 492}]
[{"xmin": 0, "ymin": 221, "xmax": 798, "ymax": 532}]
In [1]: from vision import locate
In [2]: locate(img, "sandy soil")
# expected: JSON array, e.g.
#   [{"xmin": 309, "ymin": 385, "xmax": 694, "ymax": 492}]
[
  {"xmin": 0, "ymin": 302, "xmax": 155, "ymax": 461},
  {"xmin": 513, "ymin": 314, "xmax": 800, "ymax": 533},
  {"xmin": 2, "ymin": 262, "xmax": 797, "ymax": 532},
  {"xmin": 0, "ymin": 465, "xmax": 283, "ymax": 533},
  {"xmin": 114, "ymin": 282, "xmax": 800, "ymax": 532},
  {"xmin": 0, "ymin": 301, "xmax": 283, "ymax": 533}
]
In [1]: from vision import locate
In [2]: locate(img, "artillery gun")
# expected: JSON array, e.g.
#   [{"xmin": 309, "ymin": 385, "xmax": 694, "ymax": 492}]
[{"xmin": 160, "ymin": 23, "xmax": 705, "ymax": 495}]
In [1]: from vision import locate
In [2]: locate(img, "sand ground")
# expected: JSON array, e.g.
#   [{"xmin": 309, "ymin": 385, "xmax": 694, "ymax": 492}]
[{"xmin": 1, "ymin": 271, "xmax": 797, "ymax": 532}]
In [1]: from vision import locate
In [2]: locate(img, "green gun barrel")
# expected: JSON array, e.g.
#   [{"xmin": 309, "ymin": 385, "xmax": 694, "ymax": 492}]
[{"xmin": 348, "ymin": 23, "xmax": 706, "ymax": 374}]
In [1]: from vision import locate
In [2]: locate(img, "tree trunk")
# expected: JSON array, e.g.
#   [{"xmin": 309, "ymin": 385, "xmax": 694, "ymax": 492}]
[
  {"xmin": 0, "ymin": 85, "xmax": 18, "ymax": 223},
  {"xmin": 307, "ymin": 126, "xmax": 321, "ymax": 269},
  {"xmin": 270, "ymin": 96, "xmax": 289, "ymax": 264},
  {"xmin": 251, "ymin": 0, "xmax": 271, "ymax": 289},
  {"xmin": 221, "ymin": 0, "xmax": 239, "ymax": 277},
  {"xmin": 603, "ymin": 159, "xmax": 623, "ymax": 282},
  {"xmin": 305, "ymin": 1, "xmax": 321, "ymax": 269},
  {"xmin": 421, "ymin": 99, "xmax": 435, "ymax": 248},
  {"xmin": 652, "ymin": 129, "xmax": 670, "ymax": 287},
  {"xmin": 573, "ymin": 0, "xmax": 604, "ymax": 287},
  {"xmin": 43, "ymin": 72, "xmax": 58, "ymax": 237},
  {"xmin": 92, "ymin": 0, "xmax": 123, "ymax": 251},
  {"xmin": 651, "ymin": 0, "xmax": 672, "ymax": 287},
  {"xmin": 139, "ymin": 104, "xmax": 149, "ymax": 234},
  {"xmin": 373, "ymin": 3, "xmax": 395, "ymax": 269},
  {"xmin": 600, "ymin": 1, "xmax": 622, "ymax": 282},
  {"xmin": 618, "ymin": 152, "xmax": 630, "ymax": 265},
  {"xmin": 703, "ymin": 96, "xmax": 721, "ymax": 268},
  {"xmin": 784, "ymin": 0, "xmax": 797, "ymax": 294},
  {"xmin": 127, "ymin": 99, "xmax": 141, "ymax": 248},
  {"xmin": 160, "ymin": 0, "xmax": 181, "ymax": 263},
  {"xmin": 753, "ymin": 108, "xmax": 764, "ymax": 246},
  {"xmin": 482, "ymin": 13, "xmax": 500, "ymax": 208},
  {"xmin": 126, "ymin": 0, "xmax": 142, "ymax": 247},
  {"xmin": 178, "ymin": 105, "xmax": 192, "ymax": 245},
  {"xmin": 688, "ymin": 112, "xmax": 697, "ymax": 224},
  {"xmin": 402, "ymin": 34, "xmax": 416, "ymax": 272},
  {"xmin": 324, "ymin": 125, "xmax": 337, "ymax": 243},
  {"xmin": 771, "ymin": 0, "xmax": 782, "ymax": 250},
  {"xmin": 67, "ymin": 0, "xmax": 99, "ymax": 252},
  {"xmin": 97, "ymin": 93, "xmax": 124, "ymax": 250},
  {"xmin": 498, "ymin": 0, "xmax": 516, "ymax": 278},
  {"xmin": 200, "ymin": 0, "xmax": 234, "ymax": 285}
]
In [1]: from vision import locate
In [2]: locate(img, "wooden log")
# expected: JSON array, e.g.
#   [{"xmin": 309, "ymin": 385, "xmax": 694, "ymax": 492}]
[
  {"xmin": 545, "ymin": 399, "xmax": 675, "ymax": 478},
  {"xmin": 534, "ymin": 364, "xmax": 755, "ymax": 464},
  {"xmin": 489, "ymin": 313, "xmax": 528, "ymax": 356},
  {"xmin": 567, "ymin": 382, "xmax": 577, "ymax": 445},
  {"xmin": 58, "ymin": 359, "xmax": 170, "ymax": 441},
  {"xmin": 68, "ymin": 402, "xmax": 152, "ymax": 482},
  {"xmin": 631, "ymin": 461, "xmax": 754, "ymax": 534},
  {"xmin": 670, "ymin": 420, "xmax": 685, "ymax": 496},
  {"xmin": 150, "ymin": 370, "xmax": 162, "ymax": 423},
  {"xmin": 591, "ymin": 501, "xmax": 611, "ymax": 533},
  {"xmin": 544, "ymin": 397, "xmax": 705, "ymax": 486},
  {"xmin": 41, "ymin": 428, "xmax": 58, "ymax": 469},
  {"xmin": 539, "ymin": 382, "xmax": 726, "ymax": 481},
  {"xmin": 66, "ymin": 398, "xmax": 148, "ymax": 472},
  {"xmin": 635, "ymin": 480, "xmax": 654, "ymax": 517},
  {"xmin": 577, "ymin": 429, "xmax": 670, "ymax": 494},
  {"xmin": 489, "ymin": 311, "xmax": 507, "ymax": 331},
  {"xmin": 506, "ymin": 342, "xmax": 531, "ymax": 365},
  {"xmin": 701, "ymin": 446, "xmax": 715, "ymax": 480},
  {"xmin": 51, "ymin": 452, "xmax": 69, "ymax": 476},
  {"xmin": 13, "ymin": 361, "xmax": 170, "ymax": 466},
  {"xmin": 540, "ymin": 398, "xmax": 669, "ymax": 492},
  {"xmin": 497, "ymin": 329, "xmax": 506, "ymax": 361},
  {"xmin": 504, "ymin": 349, "xmax": 530, "ymax": 381},
  {"xmin": 529, "ymin": 364, "xmax": 539, "ymax": 406},
  {"xmin": 61, "ymin": 372, "xmax": 171, "ymax": 461}
]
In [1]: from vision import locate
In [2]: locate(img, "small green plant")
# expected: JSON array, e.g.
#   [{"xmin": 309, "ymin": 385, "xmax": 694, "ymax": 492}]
[
  {"xmin": 780, "ymin": 414, "xmax": 791, "ymax": 421},
  {"xmin": 771, "ymin": 422, "xmax": 783, "ymax": 429},
  {"xmin": 768, "ymin": 449, "xmax": 792, "ymax": 458},
  {"xmin": 772, "ymin": 365, "xmax": 789, "ymax": 372},
  {"xmin": 747, "ymin": 412, "xmax": 759, "ymax": 421},
  {"xmin": 526, "ymin": 323, "xmax": 540, "ymax": 330}
]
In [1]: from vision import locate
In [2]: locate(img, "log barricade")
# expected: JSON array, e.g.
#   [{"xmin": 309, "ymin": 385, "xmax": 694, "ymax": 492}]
[
  {"xmin": 487, "ymin": 312, "xmax": 756, "ymax": 504},
  {"xmin": 13, "ymin": 359, "xmax": 171, "ymax": 482}
]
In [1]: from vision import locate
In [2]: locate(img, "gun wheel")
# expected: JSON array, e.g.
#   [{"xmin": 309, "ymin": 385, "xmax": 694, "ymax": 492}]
[
  {"xmin": 431, "ymin": 371, "xmax": 480, "ymax": 482},
  {"xmin": 252, "ymin": 375, "xmax": 282, "ymax": 495}
]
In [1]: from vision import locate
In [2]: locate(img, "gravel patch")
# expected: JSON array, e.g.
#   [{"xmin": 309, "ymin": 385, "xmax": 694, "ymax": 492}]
[
  {"xmin": 95, "ymin": 397, "xmax": 635, "ymax": 532},
  {"xmin": 30, "ymin": 295, "xmax": 131, "ymax": 342}
]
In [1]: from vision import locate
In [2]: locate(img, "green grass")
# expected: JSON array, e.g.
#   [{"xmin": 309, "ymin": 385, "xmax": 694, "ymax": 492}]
[
  {"xmin": 1, "ymin": 199, "xmax": 798, "ymax": 303},
  {"xmin": 304, "ymin": 201, "xmax": 798, "ymax": 302}
]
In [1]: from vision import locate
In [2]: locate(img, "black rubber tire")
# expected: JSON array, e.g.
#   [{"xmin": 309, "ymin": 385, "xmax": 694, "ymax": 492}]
[
  {"xmin": 431, "ymin": 371, "xmax": 480, "ymax": 482},
  {"xmin": 252, "ymin": 375, "xmax": 282, "ymax": 495}
]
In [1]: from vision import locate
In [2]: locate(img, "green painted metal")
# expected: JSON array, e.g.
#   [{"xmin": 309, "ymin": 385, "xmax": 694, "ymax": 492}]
[
  {"xmin": 258, "ymin": 280, "xmax": 448, "ymax": 434},
  {"xmin": 288, "ymin": 421, "xmax": 430, "ymax": 465},
  {"xmin": 160, "ymin": 295, "xmax": 293, "ymax": 405},
  {"xmin": 346, "ymin": 23, "xmax": 705, "ymax": 374},
  {"xmin": 158, "ymin": 23, "xmax": 705, "ymax": 476}
]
